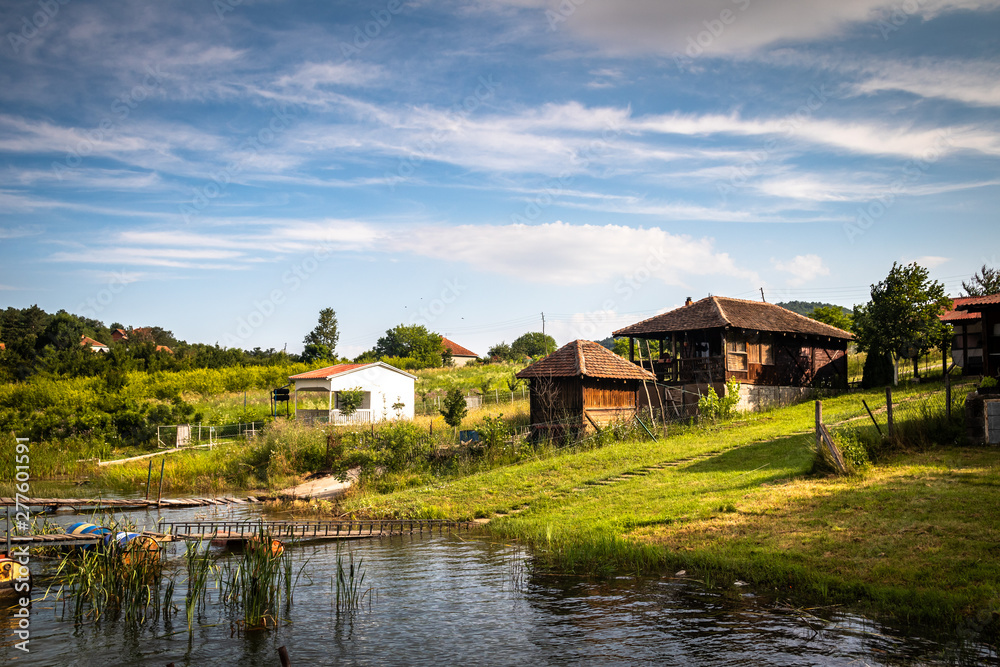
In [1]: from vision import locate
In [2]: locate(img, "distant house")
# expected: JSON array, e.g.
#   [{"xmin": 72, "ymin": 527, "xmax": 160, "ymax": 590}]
[
  {"xmin": 80, "ymin": 335, "xmax": 110, "ymax": 353},
  {"xmin": 111, "ymin": 328, "xmax": 128, "ymax": 342},
  {"xmin": 155, "ymin": 345, "xmax": 174, "ymax": 354},
  {"xmin": 441, "ymin": 337, "xmax": 478, "ymax": 367},
  {"xmin": 516, "ymin": 339, "xmax": 655, "ymax": 437},
  {"xmin": 940, "ymin": 296, "xmax": 984, "ymax": 375},
  {"xmin": 613, "ymin": 296, "xmax": 853, "ymax": 413},
  {"xmin": 289, "ymin": 362, "xmax": 416, "ymax": 425},
  {"xmin": 0, "ymin": 342, "xmax": 6, "ymax": 351},
  {"xmin": 957, "ymin": 293, "xmax": 1000, "ymax": 378}
]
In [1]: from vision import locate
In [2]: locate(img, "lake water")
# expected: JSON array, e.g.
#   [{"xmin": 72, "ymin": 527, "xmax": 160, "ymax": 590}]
[{"xmin": 1, "ymin": 502, "xmax": 995, "ymax": 666}]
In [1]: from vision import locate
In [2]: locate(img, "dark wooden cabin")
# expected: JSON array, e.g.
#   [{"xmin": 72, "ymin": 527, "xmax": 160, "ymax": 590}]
[
  {"xmin": 613, "ymin": 297, "xmax": 853, "ymax": 412},
  {"xmin": 516, "ymin": 339, "xmax": 656, "ymax": 437},
  {"xmin": 940, "ymin": 296, "xmax": 984, "ymax": 376},
  {"xmin": 957, "ymin": 294, "xmax": 1000, "ymax": 378}
]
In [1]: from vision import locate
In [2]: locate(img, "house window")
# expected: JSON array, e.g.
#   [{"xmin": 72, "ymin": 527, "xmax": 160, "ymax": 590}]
[
  {"xmin": 727, "ymin": 335, "xmax": 748, "ymax": 371},
  {"xmin": 335, "ymin": 391, "xmax": 371, "ymax": 410}
]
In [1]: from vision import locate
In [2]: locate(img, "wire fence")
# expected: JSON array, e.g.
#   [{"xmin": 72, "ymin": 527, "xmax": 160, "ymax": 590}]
[
  {"xmin": 156, "ymin": 421, "xmax": 265, "ymax": 449},
  {"xmin": 415, "ymin": 387, "xmax": 529, "ymax": 415}
]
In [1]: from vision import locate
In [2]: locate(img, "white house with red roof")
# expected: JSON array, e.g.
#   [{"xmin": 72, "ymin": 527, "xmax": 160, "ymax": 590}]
[
  {"xmin": 441, "ymin": 337, "xmax": 478, "ymax": 367},
  {"xmin": 288, "ymin": 362, "xmax": 416, "ymax": 425}
]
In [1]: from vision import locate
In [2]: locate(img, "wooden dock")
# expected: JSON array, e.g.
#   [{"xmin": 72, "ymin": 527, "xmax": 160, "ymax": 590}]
[
  {"xmin": 5, "ymin": 519, "xmax": 476, "ymax": 547},
  {"xmin": 0, "ymin": 496, "xmax": 273, "ymax": 511}
]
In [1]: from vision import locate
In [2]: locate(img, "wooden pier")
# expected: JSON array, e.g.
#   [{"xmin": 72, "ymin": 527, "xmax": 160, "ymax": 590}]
[
  {"xmin": 5, "ymin": 519, "xmax": 476, "ymax": 548},
  {"xmin": 0, "ymin": 496, "xmax": 272, "ymax": 512}
]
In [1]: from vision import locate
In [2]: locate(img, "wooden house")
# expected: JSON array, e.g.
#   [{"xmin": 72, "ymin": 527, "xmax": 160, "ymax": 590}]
[
  {"xmin": 957, "ymin": 294, "xmax": 1000, "ymax": 378},
  {"xmin": 515, "ymin": 339, "xmax": 656, "ymax": 437},
  {"xmin": 613, "ymin": 296, "xmax": 853, "ymax": 413},
  {"xmin": 940, "ymin": 296, "xmax": 984, "ymax": 375}
]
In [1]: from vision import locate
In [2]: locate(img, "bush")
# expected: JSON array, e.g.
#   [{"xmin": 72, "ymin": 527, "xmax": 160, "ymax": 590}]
[{"xmin": 697, "ymin": 378, "xmax": 741, "ymax": 422}]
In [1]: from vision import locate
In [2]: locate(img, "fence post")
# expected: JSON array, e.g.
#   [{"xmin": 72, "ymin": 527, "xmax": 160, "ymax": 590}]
[
  {"xmin": 145, "ymin": 459, "xmax": 153, "ymax": 501},
  {"xmin": 946, "ymin": 370, "xmax": 952, "ymax": 421},
  {"xmin": 886, "ymin": 386, "xmax": 894, "ymax": 438},
  {"xmin": 156, "ymin": 458, "xmax": 166, "ymax": 505},
  {"xmin": 815, "ymin": 400, "xmax": 822, "ymax": 450}
]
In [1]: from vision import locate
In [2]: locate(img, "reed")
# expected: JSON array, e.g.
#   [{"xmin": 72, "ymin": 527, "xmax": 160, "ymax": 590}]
[
  {"xmin": 221, "ymin": 526, "xmax": 294, "ymax": 631},
  {"xmin": 333, "ymin": 543, "xmax": 371, "ymax": 613},
  {"xmin": 183, "ymin": 539, "xmax": 216, "ymax": 632}
]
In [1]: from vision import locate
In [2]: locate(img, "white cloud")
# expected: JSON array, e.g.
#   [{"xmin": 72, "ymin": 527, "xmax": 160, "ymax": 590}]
[
  {"xmin": 508, "ymin": 0, "xmax": 1000, "ymax": 55},
  {"xmin": 909, "ymin": 255, "xmax": 950, "ymax": 268},
  {"xmin": 852, "ymin": 59, "xmax": 1000, "ymax": 107},
  {"xmin": 772, "ymin": 254, "xmax": 831, "ymax": 286},
  {"xmin": 393, "ymin": 221, "xmax": 755, "ymax": 286}
]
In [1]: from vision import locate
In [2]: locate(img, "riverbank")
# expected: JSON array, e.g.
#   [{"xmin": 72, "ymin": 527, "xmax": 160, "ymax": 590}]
[{"xmin": 339, "ymin": 380, "xmax": 1000, "ymax": 630}]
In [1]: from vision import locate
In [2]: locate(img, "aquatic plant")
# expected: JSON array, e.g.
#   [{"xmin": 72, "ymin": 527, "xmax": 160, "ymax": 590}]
[
  {"xmin": 333, "ymin": 543, "xmax": 372, "ymax": 613},
  {"xmin": 221, "ymin": 526, "xmax": 294, "ymax": 631}
]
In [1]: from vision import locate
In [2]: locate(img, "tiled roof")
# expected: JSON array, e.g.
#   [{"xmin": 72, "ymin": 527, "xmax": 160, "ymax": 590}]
[
  {"xmin": 956, "ymin": 293, "xmax": 1000, "ymax": 309},
  {"xmin": 155, "ymin": 345, "xmax": 173, "ymax": 354},
  {"xmin": 441, "ymin": 337, "xmax": 478, "ymax": 358},
  {"xmin": 613, "ymin": 296, "xmax": 853, "ymax": 340},
  {"xmin": 289, "ymin": 363, "xmax": 369, "ymax": 380},
  {"xmin": 516, "ymin": 340, "xmax": 655, "ymax": 380},
  {"xmin": 80, "ymin": 335, "xmax": 108, "ymax": 348},
  {"xmin": 940, "ymin": 296, "xmax": 982, "ymax": 323}
]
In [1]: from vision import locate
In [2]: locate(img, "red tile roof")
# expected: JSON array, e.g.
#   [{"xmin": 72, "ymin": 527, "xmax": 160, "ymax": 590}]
[
  {"xmin": 516, "ymin": 340, "xmax": 655, "ymax": 380},
  {"xmin": 956, "ymin": 293, "xmax": 1000, "ymax": 309},
  {"xmin": 940, "ymin": 296, "xmax": 982, "ymax": 323},
  {"xmin": 441, "ymin": 337, "xmax": 478, "ymax": 358},
  {"xmin": 80, "ymin": 335, "xmax": 108, "ymax": 348},
  {"xmin": 289, "ymin": 363, "xmax": 370, "ymax": 380},
  {"xmin": 613, "ymin": 296, "xmax": 853, "ymax": 340},
  {"xmin": 155, "ymin": 345, "xmax": 173, "ymax": 354}
]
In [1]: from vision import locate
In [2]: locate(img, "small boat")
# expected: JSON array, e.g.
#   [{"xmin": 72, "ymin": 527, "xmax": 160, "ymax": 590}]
[
  {"xmin": 103, "ymin": 532, "xmax": 161, "ymax": 566},
  {"xmin": 0, "ymin": 554, "xmax": 30, "ymax": 599}
]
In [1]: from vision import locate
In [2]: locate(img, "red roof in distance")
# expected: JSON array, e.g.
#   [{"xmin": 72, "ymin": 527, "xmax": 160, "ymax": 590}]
[
  {"xmin": 441, "ymin": 337, "xmax": 478, "ymax": 358},
  {"xmin": 940, "ymin": 296, "xmax": 982, "ymax": 323},
  {"xmin": 956, "ymin": 293, "xmax": 1000, "ymax": 309}
]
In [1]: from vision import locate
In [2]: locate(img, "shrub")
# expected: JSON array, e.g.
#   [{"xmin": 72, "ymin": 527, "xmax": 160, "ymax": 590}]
[{"xmin": 697, "ymin": 378, "xmax": 741, "ymax": 423}]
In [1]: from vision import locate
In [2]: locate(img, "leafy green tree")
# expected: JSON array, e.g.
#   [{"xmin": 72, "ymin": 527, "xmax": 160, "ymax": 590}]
[
  {"xmin": 511, "ymin": 332, "xmax": 556, "ymax": 358},
  {"xmin": 612, "ymin": 337, "xmax": 630, "ymax": 358},
  {"xmin": 440, "ymin": 387, "xmax": 468, "ymax": 428},
  {"xmin": 807, "ymin": 305, "xmax": 853, "ymax": 333},
  {"xmin": 488, "ymin": 341, "xmax": 513, "ymax": 362},
  {"xmin": 303, "ymin": 308, "xmax": 340, "ymax": 357},
  {"xmin": 962, "ymin": 264, "xmax": 1000, "ymax": 296},
  {"xmin": 301, "ymin": 343, "xmax": 332, "ymax": 364},
  {"xmin": 853, "ymin": 262, "xmax": 951, "ymax": 385},
  {"xmin": 373, "ymin": 324, "xmax": 443, "ymax": 367},
  {"xmin": 336, "ymin": 387, "xmax": 365, "ymax": 416}
]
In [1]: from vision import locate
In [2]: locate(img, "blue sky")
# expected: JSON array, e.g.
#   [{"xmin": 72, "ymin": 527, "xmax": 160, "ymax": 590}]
[{"xmin": 1, "ymin": 0, "xmax": 998, "ymax": 358}]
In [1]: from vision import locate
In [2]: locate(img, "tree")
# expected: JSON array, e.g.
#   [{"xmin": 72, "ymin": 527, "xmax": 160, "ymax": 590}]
[
  {"xmin": 488, "ymin": 341, "xmax": 513, "ymax": 362},
  {"xmin": 373, "ymin": 324, "xmax": 443, "ymax": 367},
  {"xmin": 511, "ymin": 332, "xmax": 556, "ymax": 358},
  {"xmin": 301, "ymin": 343, "xmax": 332, "ymax": 364},
  {"xmin": 962, "ymin": 264, "xmax": 1000, "ymax": 296},
  {"xmin": 807, "ymin": 306, "xmax": 853, "ymax": 333},
  {"xmin": 440, "ymin": 387, "xmax": 467, "ymax": 429},
  {"xmin": 303, "ymin": 308, "xmax": 339, "ymax": 357},
  {"xmin": 853, "ymin": 262, "xmax": 951, "ymax": 385},
  {"xmin": 336, "ymin": 387, "xmax": 365, "ymax": 416}
]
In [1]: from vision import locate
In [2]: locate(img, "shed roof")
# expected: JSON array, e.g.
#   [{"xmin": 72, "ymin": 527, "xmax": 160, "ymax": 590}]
[
  {"xmin": 289, "ymin": 361, "xmax": 417, "ymax": 381},
  {"xmin": 516, "ymin": 340, "xmax": 655, "ymax": 380},
  {"xmin": 613, "ymin": 296, "xmax": 853, "ymax": 340},
  {"xmin": 940, "ymin": 296, "xmax": 982, "ymax": 323},
  {"xmin": 441, "ymin": 337, "xmax": 478, "ymax": 358},
  {"xmin": 80, "ymin": 335, "xmax": 108, "ymax": 348},
  {"xmin": 956, "ymin": 293, "xmax": 1000, "ymax": 309}
]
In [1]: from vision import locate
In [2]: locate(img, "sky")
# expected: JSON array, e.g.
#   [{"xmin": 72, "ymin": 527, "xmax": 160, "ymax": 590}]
[{"xmin": 0, "ymin": 0, "xmax": 998, "ymax": 358}]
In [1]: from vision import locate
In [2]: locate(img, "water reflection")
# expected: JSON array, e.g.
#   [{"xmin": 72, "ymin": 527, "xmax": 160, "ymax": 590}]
[{"xmin": 1, "ymin": 506, "xmax": 994, "ymax": 666}]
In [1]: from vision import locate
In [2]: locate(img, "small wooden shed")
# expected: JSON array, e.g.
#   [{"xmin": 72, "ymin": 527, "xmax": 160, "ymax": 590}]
[
  {"xmin": 515, "ymin": 339, "xmax": 655, "ymax": 437},
  {"xmin": 957, "ymin": 293, "xmax": 1000, "ymax": 378}
]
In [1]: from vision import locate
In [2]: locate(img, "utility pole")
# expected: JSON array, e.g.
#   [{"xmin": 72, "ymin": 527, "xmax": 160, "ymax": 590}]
[
  {"xmin": 541, "ymin": 312, "xmax": 546, "ymax": 353},
  {"xmin": 760, "ymin": 287, "xmax": 766, "ymax": 302}
]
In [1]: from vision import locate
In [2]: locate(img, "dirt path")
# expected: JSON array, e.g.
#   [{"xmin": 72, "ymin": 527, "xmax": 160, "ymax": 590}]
[{"xmin": 279, "ymin": 467, "xmax": 360, "ymax": 499}]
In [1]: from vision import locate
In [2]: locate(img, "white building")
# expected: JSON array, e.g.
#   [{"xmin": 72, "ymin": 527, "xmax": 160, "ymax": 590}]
[{"xmin": 289, "ymin": 362, "xmax": 416, "ymax": 425}]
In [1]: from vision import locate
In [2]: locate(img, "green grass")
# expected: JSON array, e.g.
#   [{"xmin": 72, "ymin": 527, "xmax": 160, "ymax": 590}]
[{"xmin": 339, "ymin": 378, "xmax": 999, "ymax": 628}]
